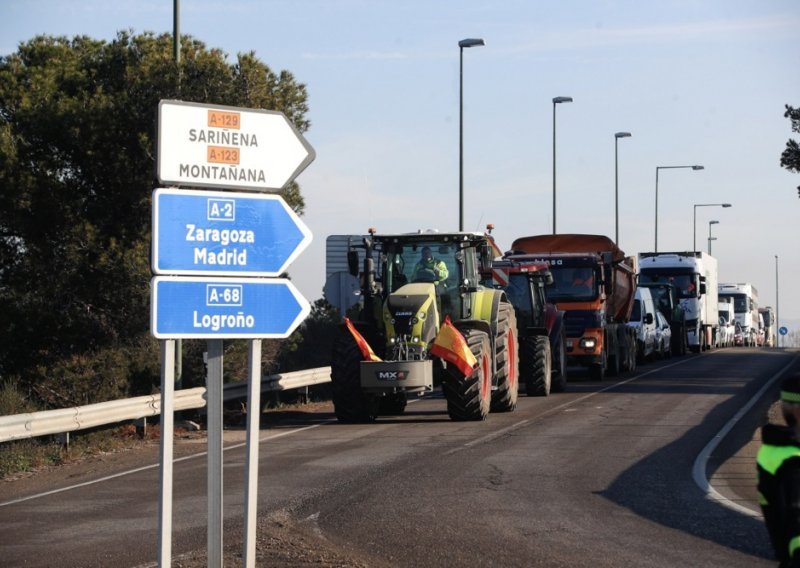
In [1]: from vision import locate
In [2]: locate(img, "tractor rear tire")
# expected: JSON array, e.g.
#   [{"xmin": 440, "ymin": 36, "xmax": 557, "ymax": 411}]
[
  {"xmin": 330, "ymin": 333, "xmax": 373, "ymax": 423},
  {"xmin": 491, "ymin": 302, "xmax": 519, "ymax": 412},
  {"xmin": 523, "ymin": 335, "xmax": 552, "ymax": 397},
  {"xmin": 442, "ymin": 329, "xmax": 492, "ymax": 421}
]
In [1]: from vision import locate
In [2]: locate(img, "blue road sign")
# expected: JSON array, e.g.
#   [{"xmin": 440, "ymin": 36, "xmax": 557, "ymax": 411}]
[
  {"xmin": 151, "ymin": 277, "xmax": 310, "ymax": 339},
  {"xmin": 152, "ymin": 188, "xmax": 312, "ymax": 277},
  {"xmin": 780, "ymin": 326, "xmax": 789, "ymax": 336}
]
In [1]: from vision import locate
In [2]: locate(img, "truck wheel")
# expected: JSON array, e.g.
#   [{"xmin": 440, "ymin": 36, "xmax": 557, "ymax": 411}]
[
  {"xmin": 589, "ymin": 350, "xmax": 606, "ymax": 381},
  {"xmin": 442, "ymin": 329, "xmax": 491, "ymax": 421},
  {"xmin": 608, "ymin": 337, "xmax": 621, "ymax": 377},
  {"xmin": 551, "ymin": 328, "xmax": 568, "ymax": 393},
  {"xmin": 523, "ymin": 335, "xmax": 552, "ymax": 396},
  {"xmin": 330, "ymin": 333, "xmax": 373, "ymax": 423},
  {"xmin": 491, "ymin": 302, "xmax": 519, "ymax": 412}
]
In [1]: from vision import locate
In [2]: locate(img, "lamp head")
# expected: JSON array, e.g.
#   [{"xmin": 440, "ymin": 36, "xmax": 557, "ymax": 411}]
[
  {"xmin": 692, "ymin": 165, "xmax": 704, "ymax": 170},
  {"xmin": 459, "ymin": 38, "xmax": 485, "ymax": 48},
  {"xmin": 553, "ymin": 96, "xmax": 573, "ymax": 104},
  {"xmin": 722, "ymin": 203, "xmax": 732, "ymax": 207},
  {"xmin": 710, "ymin": 220, "xmax": 720, "ymax": 225},
  {"xmin": 615, "ymin": 132, "xmax": 632, "ymax": 138}
]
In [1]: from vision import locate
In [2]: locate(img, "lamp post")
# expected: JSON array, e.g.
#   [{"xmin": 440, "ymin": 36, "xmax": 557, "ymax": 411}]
[
  {"xmin": 693, "ymin": 203, "xmax": 731, "ymax": 252},
  {"xmin": 458, "ymin": 37, "xmax": 485, "ymax": 232},
  {"xmin": 775, "ymin": 254, "xmax": 780, "ymax": 348},
  {"xmin": 552, "ymin": 96, "xmax": 573, "ymax": 234},
  {"xmin": 614, "ymin": 132, "xmax": 631, "ymax": 244},
  {"xmin": 707, "ymin": 220, "xmax": 719, "ymax": 254},
  {"xmin": 654, "ymin": 165, "xmax": 703, "ymax": 251}
]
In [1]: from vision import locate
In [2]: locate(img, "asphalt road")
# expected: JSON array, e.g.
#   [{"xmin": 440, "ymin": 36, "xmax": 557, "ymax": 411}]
[{"xmin": 1, "ymin": 347, "xmax": 797, "ymax": 567}]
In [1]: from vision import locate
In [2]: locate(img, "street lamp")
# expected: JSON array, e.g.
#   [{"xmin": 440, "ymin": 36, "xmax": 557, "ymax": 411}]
[
  {"xmin": 552, "ymin": 96, "xmax": 573, "ymax": 234},
  {"xmin": 776, "ymin": 254, "xmax": 780, "ymax": 348},
  {"xmin": 614, "ymin": 132, "xmax": 632, "ymax": 244},
  {"xmin": 654, "ymin": 165, "xmax": 703, "ymax": 251},
  {"xmin": 458, "ymin": 37, "xmax": 485, "ymax": 232},
  {"xmin": 693, "ymin": 203, "xmax": 731, "ymax": 252},
  {"xmin": 707, "ymin": 220, "xmax": 719, "ymax": 254}
]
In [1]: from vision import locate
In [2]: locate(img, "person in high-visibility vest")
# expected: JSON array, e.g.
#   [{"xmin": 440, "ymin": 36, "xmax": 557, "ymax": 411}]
[
  {"xmin": 412, "ymin": 246, "xmax": 449, "ymax": 287},
  {"xmin": 757, "ymin": 372, "xmax": 800, "ymax": 567}
]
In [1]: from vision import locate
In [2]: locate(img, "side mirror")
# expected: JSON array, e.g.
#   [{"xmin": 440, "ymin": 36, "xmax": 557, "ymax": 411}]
[
  {"xmin": 645, "ymin": 313, "xmax": 654, "ymax": 325},
  {"xmin": 347, "ymin": 250, "xmax": 359, "ymax": 276}
]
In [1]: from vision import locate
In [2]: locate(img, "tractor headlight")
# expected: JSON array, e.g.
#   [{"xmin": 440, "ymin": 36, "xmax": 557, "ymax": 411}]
[
  {"xmin": 580, "ymin": 338, "xmax": 596, "ymax": 349},
  {"xmin": 412, "ymin": 336, "xmax": 420, "ymax": 344}
]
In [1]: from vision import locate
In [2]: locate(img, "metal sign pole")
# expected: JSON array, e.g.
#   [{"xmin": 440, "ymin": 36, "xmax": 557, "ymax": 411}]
[
  {"xmin": 243, "ymin": 339, "xmax": 262, "ymax": 567},
  {"xmin": 158, "ymin": 339, "xmax": 176, "ymax": 567},
  {"xmin": 206, "ymin": 339, "xmax": 224, "ymax": 568}
]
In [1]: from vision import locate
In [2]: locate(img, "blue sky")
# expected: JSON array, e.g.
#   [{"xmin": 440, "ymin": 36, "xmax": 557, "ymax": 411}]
[{"xmin": 3, "ymin": 1, "xmax": 799, "ymax": 328}]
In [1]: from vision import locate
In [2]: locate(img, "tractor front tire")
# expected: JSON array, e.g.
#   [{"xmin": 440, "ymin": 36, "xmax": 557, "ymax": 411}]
[
  {"xmin": 330, "ymin": 333, "xmax": 373, "ymax": 423},
  {"xmin": 442, "ymin": 329, "xmax": 492, "ymax": 421},
  {"xmin": 491, "ymin": 302, "xmax": 519, "ymax": 412},
  {"xmin": 523, "ymin": 335, "xmax": 552, "ymax": 397}
]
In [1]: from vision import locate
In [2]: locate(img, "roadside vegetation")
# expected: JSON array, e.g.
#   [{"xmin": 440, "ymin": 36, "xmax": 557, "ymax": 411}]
[{"xmin": 0, "ymin": 32, "xmax": 339, "ymax": 478}]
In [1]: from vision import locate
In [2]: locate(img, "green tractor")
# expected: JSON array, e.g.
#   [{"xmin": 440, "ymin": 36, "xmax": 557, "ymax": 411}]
[{"xmin": 330, "ymin": 229, "xmax": 518, "ymax": 422}]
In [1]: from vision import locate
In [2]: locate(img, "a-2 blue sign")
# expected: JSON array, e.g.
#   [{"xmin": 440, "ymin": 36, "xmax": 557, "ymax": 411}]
[
  {"xmin": 152, "ymin": 188, "xmax": 312, "ymax": 277},
  {"xmin": 151, "ymin": 276, "xmax": 311, "ymax": 339}
]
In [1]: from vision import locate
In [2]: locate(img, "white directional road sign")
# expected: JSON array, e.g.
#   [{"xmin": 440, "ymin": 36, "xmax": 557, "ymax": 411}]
[
  {"xmin": 157, "ymin": 100, "xmax": 315, "ymax": 192},
  {"xmin": 152, "ymin": 188, "xmax": 312, "ymax": 277},
  {"xmin": 151, "ymin": 276, "xmax": 310, "ymax": 339}
]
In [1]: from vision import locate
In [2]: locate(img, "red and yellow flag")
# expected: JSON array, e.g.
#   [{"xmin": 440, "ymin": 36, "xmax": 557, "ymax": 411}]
[
  {"xmin": 430, "ymin": 316, "xmax": 477, "ymax": 377},
  {"xmin": 344, "ymin": 318, "xmax": 382, "ymax": 362}
]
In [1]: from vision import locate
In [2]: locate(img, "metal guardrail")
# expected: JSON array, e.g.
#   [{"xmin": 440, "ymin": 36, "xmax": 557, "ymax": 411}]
[{"xmin": 0, "ymin": 366, "xmax": 331, "ymax": 443}]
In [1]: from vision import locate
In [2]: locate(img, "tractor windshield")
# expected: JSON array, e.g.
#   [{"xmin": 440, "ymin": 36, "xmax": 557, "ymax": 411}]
[{"xmin": 384, "ymin": 242, "xmax": 458, "ymax": 292}]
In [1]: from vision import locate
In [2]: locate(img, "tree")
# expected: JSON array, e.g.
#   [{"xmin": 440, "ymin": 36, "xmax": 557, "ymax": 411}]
[
  {"xmin": 0, "ymin": 32, "xmax": 312, "ymax": 404},
  {"xmin": 780, "ymin": 104, "xmax": 800, "ymax": 197}
]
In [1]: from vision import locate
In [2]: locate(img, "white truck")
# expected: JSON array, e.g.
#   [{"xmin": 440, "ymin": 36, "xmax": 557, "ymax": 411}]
[
  {"xmin": 719, "ymin": 283, "xmax": 760, "ymax": 347},
  {"xmin": 638, "ymin": 251, "xmax": 719, "ymax": 352},
  {"xmin": 760, "ymin": 306, "xmax": 777, "ymax": 347}
]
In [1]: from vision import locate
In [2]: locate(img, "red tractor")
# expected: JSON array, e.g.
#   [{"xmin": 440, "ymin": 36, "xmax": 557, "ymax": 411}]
[{"xmin": 485, "ymin": 258, "xmax": 567, "ymax": 395}]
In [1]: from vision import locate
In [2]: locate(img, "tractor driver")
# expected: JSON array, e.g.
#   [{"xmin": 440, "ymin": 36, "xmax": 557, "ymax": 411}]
[{"xmin": 412, "ymin": 246, "xmax": 449, "ymax": 287}]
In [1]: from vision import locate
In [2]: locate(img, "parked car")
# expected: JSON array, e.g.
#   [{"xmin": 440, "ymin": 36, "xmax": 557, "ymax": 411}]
[
  {"xmin": 627, "ymin": 287, "xmax": 658, "ymax": 362},
  {"xmin": 654, "ymin": 311, "xmax": 672, "ymax": 358},
  {"xmin": 734, "ymin": 322, "xmax": 744, "ymax": 346}
]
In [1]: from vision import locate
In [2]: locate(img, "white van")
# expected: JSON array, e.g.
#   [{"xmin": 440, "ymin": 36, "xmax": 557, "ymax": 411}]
[
  {"xmin": 718, "ymin": 299, "xmax": 735, "ymax": 347},
  {"xmin": 627, "ymin": 287, "xmax": 658, "ymax": 362}
]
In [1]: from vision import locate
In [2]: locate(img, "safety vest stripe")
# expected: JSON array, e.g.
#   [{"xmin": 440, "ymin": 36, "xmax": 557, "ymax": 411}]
[
  {"xmin": 789, "ymin": 535, "xmax": 800, "ymax": 558},
  {"xmin": 757, "ymin": 445, "xmax": 800, "ymax": 475},
  {"xmin": 782, "ymin": 390, "xmax": 800, "ymax": 403}
]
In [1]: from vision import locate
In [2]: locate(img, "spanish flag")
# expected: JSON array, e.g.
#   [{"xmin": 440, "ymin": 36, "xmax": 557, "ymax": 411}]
[
  {"xmin": 430, "ymin": 316, "xmax": 477, "ymax": 377},
  {"xmin": 344, "ymin": 318, "xmax": 382, "ymax": 362}
]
